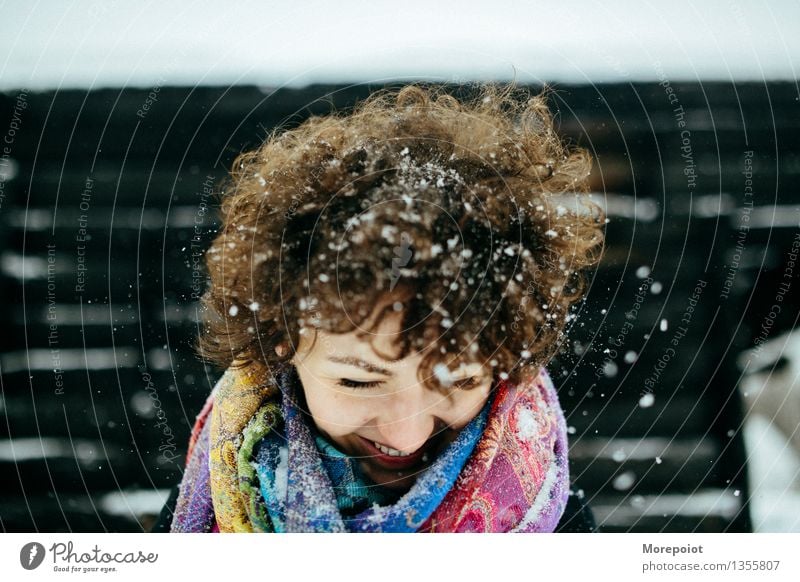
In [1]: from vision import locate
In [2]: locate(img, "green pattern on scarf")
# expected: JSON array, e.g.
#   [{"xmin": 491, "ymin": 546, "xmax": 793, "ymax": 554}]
[
  {"xmin": 237, "ymin": 401, "xmax": 283, "ymax": 532},
  {"xmin": 237, "ymin": 400, "xmax": 401, "ymax": 528}
]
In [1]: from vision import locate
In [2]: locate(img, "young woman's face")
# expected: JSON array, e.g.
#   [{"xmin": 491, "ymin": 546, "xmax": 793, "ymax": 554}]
[{"xmin": 290, "ymin": 293, "xmax": 493, "ymax": 492}]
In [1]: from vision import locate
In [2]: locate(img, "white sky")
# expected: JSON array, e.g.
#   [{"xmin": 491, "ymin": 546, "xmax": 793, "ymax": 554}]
[{"xmin": 1, "ymin": 0, "xmax": 798, "ymax": 90}]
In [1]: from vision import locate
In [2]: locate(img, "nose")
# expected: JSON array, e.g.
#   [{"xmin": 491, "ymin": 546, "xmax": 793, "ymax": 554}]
[{"xmin": 373, "ymin": 384, "xmax": 437, "ymax": 454}]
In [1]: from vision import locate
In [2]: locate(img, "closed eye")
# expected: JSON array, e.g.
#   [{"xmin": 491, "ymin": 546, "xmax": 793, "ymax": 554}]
[
  {"xmin": 337, "ymin": 378, "xmax": 384, "ymax": 389},
  {"xmin": 338, "ymin": 377, "xmax": 481, "ymax": 390},
  {"xmin": 452, "ymin": 377, "xmax": 479, "ymax": 389}
]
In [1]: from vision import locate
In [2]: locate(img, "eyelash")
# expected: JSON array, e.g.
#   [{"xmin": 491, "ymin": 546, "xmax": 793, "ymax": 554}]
[
  {"xmin": 454, "ymin": 377, "xmax": 478, "ymax": 389},
  {"xmin": 336, "ymin": 377, "xmax": 479, "ymax": 390},
  {"xmin": 337, "ymin": 378, "xmax": 383, "ymax": 389}
]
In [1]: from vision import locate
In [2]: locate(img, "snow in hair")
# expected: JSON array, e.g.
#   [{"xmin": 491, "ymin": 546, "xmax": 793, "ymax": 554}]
[{"xmin": 197, "ymin": 82, "xmax": 605, "ymax": 390}]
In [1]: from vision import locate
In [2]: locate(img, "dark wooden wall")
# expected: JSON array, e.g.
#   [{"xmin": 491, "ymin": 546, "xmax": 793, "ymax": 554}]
[{"xmin": 1, "ymin": 82, "xmax": 797, "ymax": 532}]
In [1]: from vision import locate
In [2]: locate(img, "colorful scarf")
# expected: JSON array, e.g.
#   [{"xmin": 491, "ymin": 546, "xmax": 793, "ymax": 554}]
[
  {"xmin": 311, "ymin": 431, "xmax": 408, "ymax": 514},
  {"xmin": 170, "ymin": 360, "xmax": 570, "ymax": 533}
]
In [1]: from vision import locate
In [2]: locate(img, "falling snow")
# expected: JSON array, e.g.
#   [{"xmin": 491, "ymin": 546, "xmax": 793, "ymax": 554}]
[
  {"xmin": 433, "ymin": 363, "xmax": 454, "ymax": 387},
  {"xmin": 639, "ymin": 393, "xmax": 655, "ymax": 408},
  {"xmin": 613, "ymin": 471, "xmax": 636, "ymax": 491}
]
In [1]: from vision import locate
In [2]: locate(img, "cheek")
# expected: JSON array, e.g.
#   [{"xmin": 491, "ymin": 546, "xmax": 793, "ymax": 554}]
[
  {"xmin": 451, "ymin": 386, "xmax": 492, "ymax": 423},
  {"xmin": 303, "ymin": 383, "xmax": 373, "ymax": 437}
]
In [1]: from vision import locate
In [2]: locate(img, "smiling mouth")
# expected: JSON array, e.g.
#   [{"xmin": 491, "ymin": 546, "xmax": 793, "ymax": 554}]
[
  {"xmin": 372, "ymin": 440, "xmax": 418, "ymax": 457},
  {"xmin": 356, "ymin": 435, "xmax": 436, "ymax": 470}
]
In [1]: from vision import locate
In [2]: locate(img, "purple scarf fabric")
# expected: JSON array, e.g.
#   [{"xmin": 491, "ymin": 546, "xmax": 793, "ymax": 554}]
[{"xmin": 170, "ymin": 364, "xmax": 570, "ymax": 533}]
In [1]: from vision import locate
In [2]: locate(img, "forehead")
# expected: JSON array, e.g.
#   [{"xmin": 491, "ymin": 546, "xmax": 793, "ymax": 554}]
[{"xmin": 298, "ymin": 326, "xmax": 486, "ymax": 378}]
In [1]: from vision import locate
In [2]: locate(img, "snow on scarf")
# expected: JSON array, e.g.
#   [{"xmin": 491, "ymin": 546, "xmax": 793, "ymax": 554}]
[{"xmin": 170, "ymin": 359, "xmax": 570, "ymax": 532}]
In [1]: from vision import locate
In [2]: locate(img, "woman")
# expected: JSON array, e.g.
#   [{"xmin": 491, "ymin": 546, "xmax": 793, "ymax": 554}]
[{"xmin": 156, "ymin": 82, "xmax": 605, "ymax": 533}]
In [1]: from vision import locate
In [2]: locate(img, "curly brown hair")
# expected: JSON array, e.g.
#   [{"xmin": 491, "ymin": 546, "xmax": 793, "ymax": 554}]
[{"xmin": 196, "ymin": 81, "xmax": 605, "ymax": 392}]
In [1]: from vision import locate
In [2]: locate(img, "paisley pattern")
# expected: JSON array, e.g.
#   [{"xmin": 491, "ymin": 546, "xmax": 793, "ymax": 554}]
[
  {"xmin": 419, "ymin": 367, "xmax": 569, "ymax": 532},
  {"xmin": 170, "ymin": 361, "xmax": 569, "ymax": 533}
]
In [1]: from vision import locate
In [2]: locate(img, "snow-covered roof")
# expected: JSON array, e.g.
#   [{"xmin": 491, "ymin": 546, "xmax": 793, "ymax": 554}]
[{"xmin": 1, "ymin": 0, "xmax": 798, "ymax": 91}]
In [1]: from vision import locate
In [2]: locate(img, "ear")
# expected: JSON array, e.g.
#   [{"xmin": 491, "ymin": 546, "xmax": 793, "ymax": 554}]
[{"xmin": 275, "ymin": 342, "xmax": 289, "ymax": 357}]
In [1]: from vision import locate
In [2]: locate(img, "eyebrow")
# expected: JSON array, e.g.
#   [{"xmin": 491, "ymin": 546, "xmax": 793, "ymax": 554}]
[{"xmin": 326, "ymin": 356, "xmax": 394, "ymax": 377}]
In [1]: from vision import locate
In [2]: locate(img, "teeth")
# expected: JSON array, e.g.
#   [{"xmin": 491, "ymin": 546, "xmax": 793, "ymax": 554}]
[{"xmin": 373, "ymin": 441, "xmax": 413, "ymax": 457}]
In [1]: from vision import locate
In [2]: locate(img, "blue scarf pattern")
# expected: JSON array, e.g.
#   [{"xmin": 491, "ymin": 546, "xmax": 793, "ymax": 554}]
[{"xmin": 252, "ymin": 366, "xmax": 491, "ymax": 532}]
